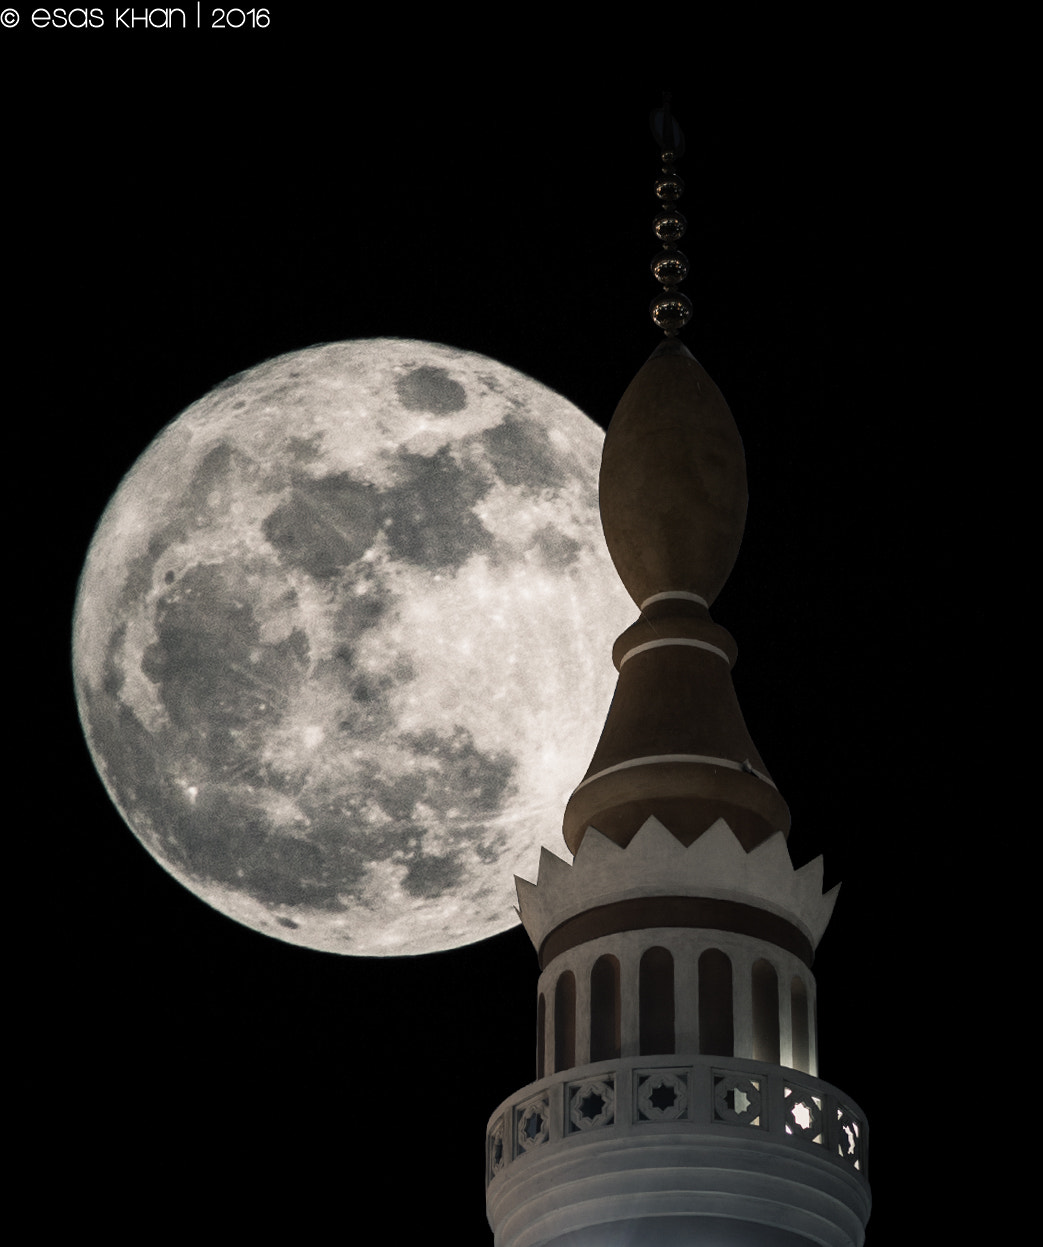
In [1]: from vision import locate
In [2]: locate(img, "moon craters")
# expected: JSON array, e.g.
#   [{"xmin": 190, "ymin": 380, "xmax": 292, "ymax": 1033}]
[
  {"xmin": 394, "ymin": 365, "xmax": 467, "ymax": 414},
  {"xmin": 73, "ymin": 339, "xmax": 633, "ymax": 955}
]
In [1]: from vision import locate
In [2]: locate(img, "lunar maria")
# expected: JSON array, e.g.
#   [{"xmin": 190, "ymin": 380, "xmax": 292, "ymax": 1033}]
[{"xmin": 73, "ymin": 339, "xmax": 633, "ymax": 956}]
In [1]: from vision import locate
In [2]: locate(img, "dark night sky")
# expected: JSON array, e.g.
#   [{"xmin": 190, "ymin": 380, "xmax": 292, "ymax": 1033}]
[{"xmin": 12, "ymin": 19, "xmax": 971, "ymax": 1244}]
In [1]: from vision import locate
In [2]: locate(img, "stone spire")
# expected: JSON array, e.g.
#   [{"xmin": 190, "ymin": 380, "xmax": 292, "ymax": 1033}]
[
  {"xmin": 484, "ymin": 101, "xmax": 871, "ymax": 1247},
  {"xmin": 563, "ymin": 337, "xmax": 791, "ymax": 854},
  {"xmin": 561, "ymin": 99, "xmax": 789, "ymax": 856}
]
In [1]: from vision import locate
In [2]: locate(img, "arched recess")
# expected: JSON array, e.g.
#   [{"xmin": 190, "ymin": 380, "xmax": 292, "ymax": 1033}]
[
  {"xmin": 554, "ymin": 971, "xmax": 576, "ymax": 1072},
  {"xmin": 536, "ymin": 992, "xmax": 546, "ymax": 1080},
  {"xmin": 791, "ymin": 976, "xmax": 810, "ymax": 1073},
  {"xmin": 590, "ymin": 955, "xmax": 621, "ymax": 1062},
  {"xmin": 752, "ymin": 958, "xmax": 780, "ymax": 1063},
  {"xmin": 698, "ymin": 948, "xmax": 734, "ymax": 1057},
  {"xmin": 639, "ymin": 946, "xmax": 675, "ymax": 1055}
]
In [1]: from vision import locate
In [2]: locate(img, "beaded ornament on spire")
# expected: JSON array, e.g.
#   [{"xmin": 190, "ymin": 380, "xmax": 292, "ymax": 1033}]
[{"xmin": 649, "ymin": 95, "xmax": 693, "ymax": 336}]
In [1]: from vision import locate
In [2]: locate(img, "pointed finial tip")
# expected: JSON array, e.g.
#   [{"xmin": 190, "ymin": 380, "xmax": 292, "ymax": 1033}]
[{"xmin": 650, "ymin": 97, "xmax": 686, "ymax": 159}]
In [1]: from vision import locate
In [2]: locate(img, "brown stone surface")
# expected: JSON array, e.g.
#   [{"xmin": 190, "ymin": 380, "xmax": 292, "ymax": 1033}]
[
  {"xmin": 563, "ymin": 769, "xmax": 790, "ymax": 855},
  {"xmin": 563, "ymin": 637, "xmax": 790, "ymax": 854},
  {"xmin": 565, "ymin": 339, "xmax": 790, "ymax": 857},
  {"xmin": 599, "ymin": 339, "xmax": 748, "ymax": 609},
  {"xmin": 611, "ymin": 598, "xmax": 738, "ymax": 670},
  {"xmin": 538, "ymin": 895, "xmax": 815, "ymax": 970}
]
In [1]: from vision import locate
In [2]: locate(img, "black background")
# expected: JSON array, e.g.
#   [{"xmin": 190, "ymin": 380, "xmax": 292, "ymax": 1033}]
[{"xmin": 12, "ymin": 16, "xmax": 967, "ymax": 1243}]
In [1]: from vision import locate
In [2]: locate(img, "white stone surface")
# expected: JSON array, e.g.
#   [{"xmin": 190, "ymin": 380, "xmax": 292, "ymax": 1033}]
[
  {"xmin": 486, "ymin": 1053, "xmax": 870, "ymax": 1247},
  {"xmin": 536, "ymin": 926, "xmax": 819, "ymax": 1074},
  {"xmin": 515, "ymin": 817, "xmax": 839, "ymax": 952}
]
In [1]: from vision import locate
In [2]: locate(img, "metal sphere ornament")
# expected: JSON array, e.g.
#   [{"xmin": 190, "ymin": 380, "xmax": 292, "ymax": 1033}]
[
  {"xmin": 654, "ymin": 173, "xmax": 685, "ymax": 203},
  {"xmin": 650, "ymin": 291, "xmax": 693, "ymax": 334},
  {"xmin": 653, "ymin": 210, "xmax": 687, "ymax": 244},
  {"xmin": 650, "ymin": 249, "xmax": 689, "ymax": 287}
]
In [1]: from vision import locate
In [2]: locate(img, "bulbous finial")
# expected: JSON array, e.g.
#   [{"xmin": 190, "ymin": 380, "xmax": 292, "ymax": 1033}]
[{"xmin": 599, "ymin": 337, "xmax": 747, "ymax": 610}]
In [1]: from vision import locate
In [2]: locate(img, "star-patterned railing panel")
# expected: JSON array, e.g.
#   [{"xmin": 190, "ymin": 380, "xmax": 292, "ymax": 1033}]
[{"xmin": 486, "ymin": 1052, "xmax": 867, "ymax": 1186}]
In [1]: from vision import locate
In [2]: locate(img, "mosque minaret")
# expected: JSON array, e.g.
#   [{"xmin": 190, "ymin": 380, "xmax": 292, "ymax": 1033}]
[{"xmin": 484, "ymin": 102, "xmax": 872, "ymax": 1247}]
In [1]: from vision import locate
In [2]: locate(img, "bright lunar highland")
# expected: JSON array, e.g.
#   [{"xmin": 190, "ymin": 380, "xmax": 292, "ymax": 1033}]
[{"xmin": 74, "ymin": 340, "xmax": 632, "ymax": 956}]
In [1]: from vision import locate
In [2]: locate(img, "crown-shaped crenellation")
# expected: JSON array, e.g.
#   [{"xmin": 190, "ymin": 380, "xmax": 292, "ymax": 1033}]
[{"xmin": 515, "ymin": 816, "xmax": 838, "ymax": 955}]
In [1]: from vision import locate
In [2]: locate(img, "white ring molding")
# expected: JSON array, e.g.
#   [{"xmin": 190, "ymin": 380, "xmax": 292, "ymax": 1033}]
[
  {"xmin": 574, "ymin": 754, "xmax": 778, "ymax": 792},
  {"xmin": 619, "ymin": 637, "xmax": 730, "ymax": 666},
  {"xmin": 639, "ymin": 590, "xmax": 709, "ymax": 610}
]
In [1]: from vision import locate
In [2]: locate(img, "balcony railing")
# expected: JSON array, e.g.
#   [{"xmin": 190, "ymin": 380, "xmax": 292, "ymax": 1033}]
[{"xmin": 486, "ymin": 1051, "xmax": 868, "ymax": 1190}]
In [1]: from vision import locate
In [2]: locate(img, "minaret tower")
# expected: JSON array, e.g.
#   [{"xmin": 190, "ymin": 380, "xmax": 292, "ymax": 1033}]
[{"xmin": 485, "ymin": 104, "xmax": 871, "ymax": 1246}]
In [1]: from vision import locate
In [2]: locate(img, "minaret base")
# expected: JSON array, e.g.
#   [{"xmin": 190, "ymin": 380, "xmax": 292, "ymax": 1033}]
[{"xmin": 486, "ymin": 1055, "xmax": 870, "ymax": 1247}]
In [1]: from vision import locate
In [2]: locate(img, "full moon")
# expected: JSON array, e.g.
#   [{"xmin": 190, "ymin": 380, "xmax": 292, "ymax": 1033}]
[{"xmin": 73, "ymin": 339, "xmax": 633, "ymax": 956}]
